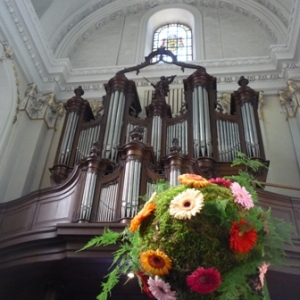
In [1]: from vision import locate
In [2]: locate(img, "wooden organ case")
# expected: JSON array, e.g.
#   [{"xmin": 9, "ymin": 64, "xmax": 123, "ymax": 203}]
[{"xmin": 50, "ymin": 49, "xmax": 268, "ymax": 223}]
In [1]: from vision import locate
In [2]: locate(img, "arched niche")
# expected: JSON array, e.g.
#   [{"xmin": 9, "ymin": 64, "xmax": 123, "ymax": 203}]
[{"xmin": 136, "ymin": 5, "xmax": 204, "ymax": 63}]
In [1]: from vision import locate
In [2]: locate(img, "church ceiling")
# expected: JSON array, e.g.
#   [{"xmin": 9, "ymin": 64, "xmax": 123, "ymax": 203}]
[{"xmin": 0, "ymin": 0, "xmax": 299, "ymax": 99}]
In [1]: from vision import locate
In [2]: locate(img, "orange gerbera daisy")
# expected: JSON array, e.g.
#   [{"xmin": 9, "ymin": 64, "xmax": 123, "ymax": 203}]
[
  {"xmin": 178, "ymin": 174, "xmax": 211, "ymax": 188},
  {"xmin": 229, "ymin": 219, "xmax": 258, "ymax": 254},
  {"xmin": 129, "ymin": 201, "xmax": 156, "ymax": 232},
  {"xmin": 140, "ymin": 249, "xmax": 172, "ymax": 276}
]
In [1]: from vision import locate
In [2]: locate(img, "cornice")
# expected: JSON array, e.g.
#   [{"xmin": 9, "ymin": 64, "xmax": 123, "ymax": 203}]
[{"xmin": 0, "ymin": 0, "xmax": 299, "ymax": 99}]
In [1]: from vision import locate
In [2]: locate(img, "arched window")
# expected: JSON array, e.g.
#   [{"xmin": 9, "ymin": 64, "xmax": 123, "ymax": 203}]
[{"xmin": 152, "ymin": 23, "xmax": 193, "ymax": 62}]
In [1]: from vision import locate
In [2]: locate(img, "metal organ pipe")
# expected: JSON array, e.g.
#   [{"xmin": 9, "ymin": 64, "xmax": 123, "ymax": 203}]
[
  {"xmin": 192, "ymin": 88, "xmax": 199, "ymax": 157},
  {"xmin": 106, "ymin": 91, "xmax": 119, "ymax": 159},
  {"xmin": 241, "ymin": 104, "xmax": 251, "ymax": 156},
  {"xmin": 170, "ymin": 167, "xmax": 180, "ymax": 186},
  {"xmin": 102, "ymin": 91, "xmax": 125, "ymax": 161},
  {"xmin": 198, "ymin": 86, "xmax": 205, "ymax": 156},
  {"xmin": 58, "ymin": 112, "xmax": 79, "ymax": 165},
  {"xmin": 166, "ymin": 121, "xmax": 188, "ymax": 155},
  {"xmin": 203, "ymin": 88, "xmax": 212, "ymax": 157},
  {"xmin": 217, "ymin": 118, "xmax": 241, "ymax": 162},
  {"xmin": 121, "ymin": 159, "xmax": 141, "ymax": 218},
  {"xmin": 151, "ymin": 116, "xmax": 162, "ymax": 159},
  {"xmin": 75, "ymin": 125, "xmax": 101, "ymax": 164},
  {"xmin": 112, "ymin": 93, "xmax": 125, "ymax": 161},
  {"xmin": 247, "ymin": 103, "xmax": 260, "ymax": 157},
  {"xmin": 192, "ymin": 86, "xmax": 212, "ymax": 158},
  {"xmin": 97, "ymin": 182, "xmax": 118, "ymax": 222},
  {"xmin": 79, "ymin": 172, "xmax": 97, "ymax": 220}
]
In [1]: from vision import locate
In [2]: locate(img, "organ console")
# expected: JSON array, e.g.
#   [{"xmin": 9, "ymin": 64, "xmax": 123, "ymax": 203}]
[{"xmin": 49, "ymin": 48, "xmax": 268, "ymax": 223}]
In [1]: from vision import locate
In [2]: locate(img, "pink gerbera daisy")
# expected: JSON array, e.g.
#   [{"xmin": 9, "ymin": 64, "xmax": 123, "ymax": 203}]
[
  {"xmin": 258, "ymin": 262, "xmax": 269, "ymax": 287},
  {"xmin": 209, "ymin": 177, "xmax": 232, "ymax": 188},
  {"xmin": 147, "ymin": 276, "xmax": 176, "ymax": 300},
  {"xmin": 230, "ymin": 182, "xmax": 254, "ymax": 210},
  {"xmin": 186, "ymin": 267, "xmax": 222, "ymax": 294}
]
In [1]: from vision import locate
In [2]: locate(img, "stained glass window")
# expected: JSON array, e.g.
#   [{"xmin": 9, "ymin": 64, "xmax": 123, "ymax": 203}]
[{"xmin": 152, "ymin": 24, "xmax": 193, "ymax": 62}]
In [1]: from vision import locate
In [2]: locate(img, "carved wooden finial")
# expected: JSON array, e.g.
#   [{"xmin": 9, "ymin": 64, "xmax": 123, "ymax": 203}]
[
  {"xmin": 238, "ymin": 76, "xmax": 249, "ymax": 87},
  {"xmin": 74, "ymin": 86, "xmax": 84, "ymax": 97},
  {"xmin": 170, "ymin": 138, "xmax": 181, "ymax": 153},
  {"xmin": 130, "ymin": 126, "xmax": 144, "ymax": 141},
  {"xmin": 89, "ymin": 141, "xmax": 101, "ymax": 157}
]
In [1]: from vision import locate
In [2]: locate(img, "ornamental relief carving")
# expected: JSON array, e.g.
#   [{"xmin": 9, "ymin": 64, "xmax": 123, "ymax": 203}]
[
  {"xmin": 279, "ymin": 79, "xmax": 300, "ymax": 118},
  {"xmin": 127, "ymin": 4, "xmax": 143, "ymax": 14},
  {"xmin": 18, "ymin": 83, "xmax": 64, "ymax": 129},
  {"xmin": 0, "ymin": 40, "xmax": 13, "ymax": 61}
]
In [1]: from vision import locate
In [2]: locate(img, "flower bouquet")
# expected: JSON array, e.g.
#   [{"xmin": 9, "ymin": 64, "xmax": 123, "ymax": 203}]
[{"xmin": 81, "ymin": 157, "xmax": 292, "ymax": 300}]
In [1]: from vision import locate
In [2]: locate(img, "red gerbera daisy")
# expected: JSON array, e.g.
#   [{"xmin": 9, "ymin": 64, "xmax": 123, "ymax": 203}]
[
  {"xmin": 209, "ymin": 177, "xmax": 232, "ymax": 188},
  {"xmin": 186, "ymin": 267, "xmax": 222, "ymax": 294},
  {"xmin": 136, "ymin": 271, "xmax": 155, "ymax": 298},
  {"xmin": 230, "ymin": 219, "xmax": 258, "ymax": 254}
]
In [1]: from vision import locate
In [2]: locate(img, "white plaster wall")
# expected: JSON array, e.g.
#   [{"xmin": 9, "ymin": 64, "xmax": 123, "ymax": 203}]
[
  {"xmin": 70, "ymin": 15, "xmax": 125, "ymax": 68},
  {"xmin": 262, "ymin": 95, "xmax": 300, "ymax": 198},
  {"xmin": 117, "ymin": 12, "xmax": 143, "ymax": 66},
  {"xmin": 70, "ymin": 6, "xmax": 274, "ymax": 68},
  {"xmin": 0, "ymin": 107, "xmax": 58, "ymax": 202},
  {"xmin": 217, "ymin": 9, "xmax": 275, "ymax": 59},
  {"xmin": 0, "ymin": 54, "xmax": 58, "ymax": 201}
]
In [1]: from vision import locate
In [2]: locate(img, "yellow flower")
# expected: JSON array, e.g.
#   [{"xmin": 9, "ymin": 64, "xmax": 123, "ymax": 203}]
[
  {"xmin": 178, "ymin": 174, "xmax": 211, "ymax": 188},
  {"xmin": 169, "ymin": 188, "xmax": 204, "ymax": 219},
  {"xmin": 140, "ymin": 249, "xmax": 172, "ymax": 276}
]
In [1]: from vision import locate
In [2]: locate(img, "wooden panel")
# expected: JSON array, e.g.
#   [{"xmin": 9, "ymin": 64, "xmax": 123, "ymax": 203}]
[
  {"xmin": 0, "ymin": 203, "xmax": 35, "ymax": 235},
  {"xmin": 34, "ymin": 194, "xmax": 73, "ymax": 227}
]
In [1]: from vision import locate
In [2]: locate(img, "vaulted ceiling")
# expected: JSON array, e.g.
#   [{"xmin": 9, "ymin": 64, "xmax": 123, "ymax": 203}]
[{"xmin": 0, "ymin": 0, "xmax": 299, "ymax": 99}]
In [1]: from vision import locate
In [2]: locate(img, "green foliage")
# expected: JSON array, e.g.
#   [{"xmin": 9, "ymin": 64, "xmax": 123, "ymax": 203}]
[
  {"xmin": 77, "ymin": 227, "xmax": 121, "ymax": 252},
  {"xmin": 228, "ymin": 152, "xmax": 268, "ymax": 199},
  {"xmin": 80, "ymin": 153, "xmax": 293, "ymax": 300}
]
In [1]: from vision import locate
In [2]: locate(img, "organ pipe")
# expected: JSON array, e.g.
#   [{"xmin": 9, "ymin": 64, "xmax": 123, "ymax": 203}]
[
  {"xmin": 97, "ymin": 182, "xmax": 118, "ymax": 222},
  {"xmin": 121, "ymin": 159, "xmax": 142, "ymax": 218},
  {"xmin": 192, "ymin": 86, "xmax": 212, "ymax": 158},
  {"xmin": 79, "ymin": 172, "xmax": 97, "ymax": 220},
  {"xmin": 51, "ymin": 51, "xmax": 268, "ymax": 223}
]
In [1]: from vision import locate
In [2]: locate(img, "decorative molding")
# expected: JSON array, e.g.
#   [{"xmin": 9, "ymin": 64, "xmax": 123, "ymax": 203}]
[
  {"xmin": 88, "ymin": 99, "xmax": 104, "ymax": 116},
  {"xmin": 270, "ymin": 0, "xmax": 300, "ymax": 54},
  {"xmin": 220, "ymin": 92, "xmax": 231, "ymax": 114},
  {"xmin": 126, "ymin": 3, "xmax": 143, "ymax": 14},
  {"xmin": 199, "ymin": 0, "xmax": 216, "ymax": 8},
  {"xmin": 50, "ymin": 0, "xmax": 118, "ymax": 53},
  {"xmin": 0, "ymin": 40, "xmax": 13, "ymax": 61},
  {"xmin": 145, "ymin": 1, "xmax": 159, "ymax": 10},
  {"xmin": 258, "ymin": 90, "xmax": 265, "ymax": 120},
  {"xmin": 252, "ymin": 0, "xmax": 289, "ymax": 27},
  {"xmin": 110, "ymin": 9, "xmax": 124, "ymax": 20},
  {"xmin": 219, "ymin": 1, "xmax": 233, "ymax": 10},
  {"xmin": 183, "ymin": 0, "xmax": 196, "ymax": 4},
  {"xmin": 0, "ymin": 40, "xmax": 22, "ymax": 124},
  {"xmin": 19, "ymin": 83, "xmax": 64, "ymax": 129}
]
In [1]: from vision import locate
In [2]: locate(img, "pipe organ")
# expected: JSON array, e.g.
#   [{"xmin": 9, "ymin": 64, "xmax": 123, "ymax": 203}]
[{"xmin": 50, "ymin": 48, "xmax": 267, "ymax": 223}]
